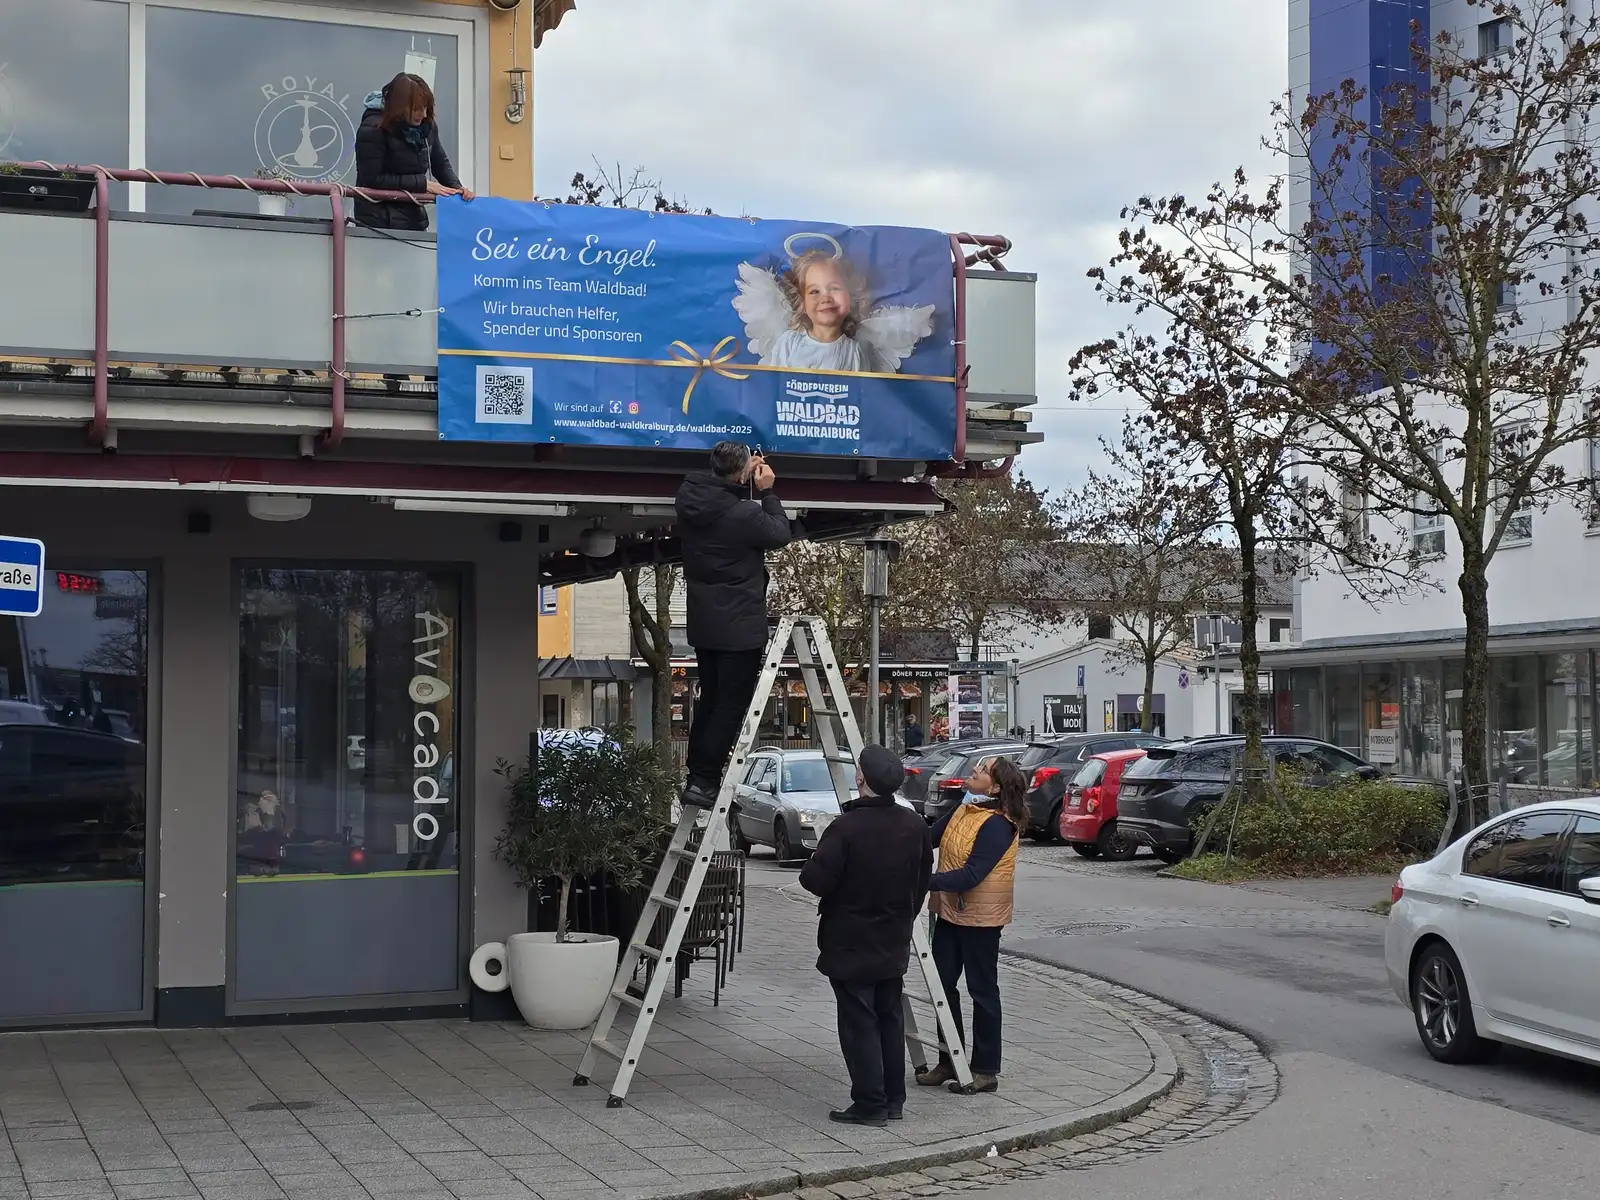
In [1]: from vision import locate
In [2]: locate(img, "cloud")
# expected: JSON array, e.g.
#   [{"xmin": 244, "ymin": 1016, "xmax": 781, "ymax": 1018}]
[{"xmin": 534, "ymin": 0, "xmax": 1288, "ymax": 493}]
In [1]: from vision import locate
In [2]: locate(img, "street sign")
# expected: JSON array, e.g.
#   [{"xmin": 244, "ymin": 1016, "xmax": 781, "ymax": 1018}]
[
  {"xmin": 948, "ymin": 661, "xmax": 1011, "ymax": 675},
  {"xmin": 0, "ymin": 536, "xmax": 45, "ymax": 618},
  {"xmin": 1076, "ymin": 664, "xmax": 1086, "ymax": 691}
]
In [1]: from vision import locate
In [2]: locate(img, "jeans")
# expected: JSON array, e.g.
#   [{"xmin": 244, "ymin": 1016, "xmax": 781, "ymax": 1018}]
[
  {"xmin": 932, "ymin": 920, "xmax": 1003, "ymax": 1074},
  {"xmin": 685, "ymin": 647, "xmax": 765, "ymax": 789},
  {"xmin": 830, "ymin": 977, "xmax": 906, "ymax": 1116}
]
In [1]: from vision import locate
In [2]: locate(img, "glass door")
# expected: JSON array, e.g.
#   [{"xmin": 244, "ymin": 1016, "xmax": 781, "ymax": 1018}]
[
  {"xmin": 233, "ymin": 567, "xmax": 462, "ymax": 1008},
  {"xmin": 0, "ymin": 570, "xmax": 150, "ymax": 1023}
]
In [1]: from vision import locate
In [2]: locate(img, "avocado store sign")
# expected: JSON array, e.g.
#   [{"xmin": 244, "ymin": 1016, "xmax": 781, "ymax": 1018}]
[
  {"xmin": 411, "ymin": 611, "xmax": 453, "ymax": 843},
  {"xmin": 0, "ymin": 536, "xmax": 45, "ymax": 618}
]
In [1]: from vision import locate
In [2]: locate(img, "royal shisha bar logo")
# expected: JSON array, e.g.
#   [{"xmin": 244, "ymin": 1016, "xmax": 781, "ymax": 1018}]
[{"xmin": 255, "ymin": 76, "xmax": 357, "ymax": 183}]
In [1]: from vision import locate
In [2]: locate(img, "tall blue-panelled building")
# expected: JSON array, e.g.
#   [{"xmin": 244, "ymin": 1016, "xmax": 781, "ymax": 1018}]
[{"xmin": 1292, "ymin": 0, "xmax": 1432, "ymax": 298}]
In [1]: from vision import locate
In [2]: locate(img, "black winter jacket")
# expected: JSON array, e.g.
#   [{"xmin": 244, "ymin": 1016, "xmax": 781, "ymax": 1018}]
[
  {"xmin": 675, "ymin": 472, "xmax": 792, "ymax": 651},
  {"xmin": 799, "ymin": 792, "xmax": 933, "ymax": 983},
  {"xmin": 353, "ymin": 107, "xmax": 460, "ymax": 231}
]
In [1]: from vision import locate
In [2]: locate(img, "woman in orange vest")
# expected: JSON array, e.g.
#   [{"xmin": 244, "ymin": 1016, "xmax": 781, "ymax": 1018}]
[{"xmin": 916, "ymin": 755, "xmax": 1026, "ymax": 1094}]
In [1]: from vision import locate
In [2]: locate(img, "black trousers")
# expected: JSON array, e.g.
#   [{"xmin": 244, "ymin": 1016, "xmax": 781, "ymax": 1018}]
[
  {"xmin": 685, "ymin": 647, "xmax": 765, "ymax": 789},
  {"xmin": 932, "ymin": 921, "xmax": 1004, "ymax": 1074},
  {"xmin": 830, "ymin": 977, "xmax": 905, "ymax": 1116}
]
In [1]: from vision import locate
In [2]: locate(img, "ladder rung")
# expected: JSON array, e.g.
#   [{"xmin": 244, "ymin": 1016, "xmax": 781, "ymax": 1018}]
[
  {"xmin": 823, "ymin": 753, "xmax": 855, "ymax": 764},
  {"xmin": 633, "ymin": 944, "xmax": 665, "ymax": 961},
  {"xmin": 614, "ymin": 991, "xmax": 644, "ymax": 1012},
  {"xmin": 906, "ymin": 1034, "xmax": 951, "ymax": 1051},
  {"xmin": 590, "ymin": 1038, "xmax": 629, "ymax": 1062}
]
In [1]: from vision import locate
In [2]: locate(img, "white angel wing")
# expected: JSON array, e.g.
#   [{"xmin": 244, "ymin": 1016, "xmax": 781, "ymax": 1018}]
[
  {"xmin": 856, "ymin": 303, "xmax": 936, "ymax": 372},
  {"xmin": 731, "ymin": 263, "xmax": 793, "ymax": 363}
]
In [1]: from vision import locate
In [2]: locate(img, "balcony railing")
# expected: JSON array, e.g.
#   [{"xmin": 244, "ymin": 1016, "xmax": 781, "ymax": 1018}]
[{"xmin": 0, "ymin": 161, "xmax": 1036, "ymax": 467}]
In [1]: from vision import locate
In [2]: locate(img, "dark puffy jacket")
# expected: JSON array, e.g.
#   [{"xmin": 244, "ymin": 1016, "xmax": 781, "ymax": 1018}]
[
  {"xmin": 353, "ymin": 104, "xmax": 459, "ymax": 231},
  {"xmin": 675, "ymin": 472, "xmax": 791, "ymax": 651},
  {"xmin": 799, "ymin": 792, "xmax": 933, "ymax": 983}
]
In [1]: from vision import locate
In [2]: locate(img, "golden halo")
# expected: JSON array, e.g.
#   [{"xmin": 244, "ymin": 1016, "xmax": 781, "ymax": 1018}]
[{"xmin": 782, "ymin": 231, "xmax": 843, "ymax": 261}]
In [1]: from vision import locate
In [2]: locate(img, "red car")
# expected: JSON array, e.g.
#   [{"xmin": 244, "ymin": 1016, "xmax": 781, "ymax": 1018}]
[{"xmin": 1058, "ymin": 748, "xmax": 1147, "ymax": 860}]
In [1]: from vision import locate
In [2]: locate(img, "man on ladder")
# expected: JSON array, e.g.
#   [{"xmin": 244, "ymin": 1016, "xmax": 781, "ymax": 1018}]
[
  {"xmin": 799, "ymin": 744, "xmax": 932, "ymax": 1127},
  {"xmin": 674, "ymin": 440, "xmax": 792, "ymax": 809}
]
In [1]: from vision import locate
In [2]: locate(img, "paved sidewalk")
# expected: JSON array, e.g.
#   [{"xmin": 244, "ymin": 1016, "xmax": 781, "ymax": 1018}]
[{"xmin": 0, "ymin": 886, "xmax": 1173, "ymax": 1200}]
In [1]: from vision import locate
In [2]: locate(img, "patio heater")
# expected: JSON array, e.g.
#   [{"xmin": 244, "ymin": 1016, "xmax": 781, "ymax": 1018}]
[{"xmin": 860, "ymin": 537, "xmax": 900, "ymax": 746}]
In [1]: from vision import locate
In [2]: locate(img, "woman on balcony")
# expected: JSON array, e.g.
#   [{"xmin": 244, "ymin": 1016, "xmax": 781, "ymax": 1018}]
[{"xmin": 354, "ymin": 72, "xmax": 473, "ymax": 231}]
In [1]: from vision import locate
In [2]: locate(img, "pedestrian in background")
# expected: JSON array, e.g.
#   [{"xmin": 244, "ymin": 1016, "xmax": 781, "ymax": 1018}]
[
  {"xmin": 675, "ymin": 441, "xmax": 791, "ymax": 808},
  {"xmin": 918, "ymin": 756, "xmax": 1025, "ymax": 1094},
  {"xmin": 800, "ymin": 745, "xmax": 933, "ymax": 1126},
  {"xmin": 902, "ymin": 716, "xmax": 924, "ymax": 752}
]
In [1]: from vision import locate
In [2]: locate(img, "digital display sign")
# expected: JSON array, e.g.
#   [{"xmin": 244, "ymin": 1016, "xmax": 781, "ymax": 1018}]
[{"xmin": 56, "ymin": 572, "xmax": 101, "ymax": 594}]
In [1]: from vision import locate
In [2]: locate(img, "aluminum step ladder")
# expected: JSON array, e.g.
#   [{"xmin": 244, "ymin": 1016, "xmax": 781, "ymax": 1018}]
[{"xmin": 573, "ymin": 615, "xmax": 971, "ymax": 1106}]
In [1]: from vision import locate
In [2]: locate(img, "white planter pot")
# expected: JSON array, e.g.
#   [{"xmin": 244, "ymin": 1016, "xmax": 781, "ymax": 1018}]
[
  {"xmin": 505, "ymin": 931, "xmax": 618, "ymax": 1030},
  {"xmin": 256, "ymin": 192, "xmax": 289, "ymax": 217}
]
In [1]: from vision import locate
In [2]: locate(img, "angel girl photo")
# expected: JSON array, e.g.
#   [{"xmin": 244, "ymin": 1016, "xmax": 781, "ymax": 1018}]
[{"xmin": 732, "ymin": 232, "xmax": 936, "ymax": 373}]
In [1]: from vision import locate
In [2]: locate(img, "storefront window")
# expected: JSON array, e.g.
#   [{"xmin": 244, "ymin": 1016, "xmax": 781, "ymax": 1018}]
[
  {"xmin": 236, "ymin": 568, "xmax": 460, "ymax": 878},
  {"xmin": 1444, "ymin": 658, "xmax": 1465, "ymax": 778},
  {"xmin": 1540, "ymin": 652, "xmax": 1592, "ymax": 788},
  {"xmin": 1491, "ymin": 654, "xmax": 1539, "ymax": 784},
  {"xmin": 1402, "ymin": 661, "xmax": 1443, "ymax": 778},
  {"xmin": 1327, "ymin": 665, "xmax": 1361, "ymax": 754},
  {"xmin": 0, "ymin": 571, "xmax": 148, "ymax": 885},
  {"xmin": 145, "ymin": 5, "xmax": 460, "ymax": 218},
  {"xmin": 1362, "ymin": 663, "xmax": 1400, "ymax": 768},
  {"xmin": 0, "ymin": 0, "xmax": 130, "ymax": 205},
  {"xmin": 1282, "ymin": 667, "xmax": 1324, "ymax": 738}
]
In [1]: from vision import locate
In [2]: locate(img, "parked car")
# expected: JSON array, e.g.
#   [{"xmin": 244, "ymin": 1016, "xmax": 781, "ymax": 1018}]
[
  {"xmin": 921, "ymin": 743, "xmax": 1029, "ymax": 826},
  {"xmin": 1058, "ymin": 748, "xmax": 1149, "ymax": 860},
  {"xmin": 1384, "ymin": 800, "xmax": 1600, "ymax": 1068},
  {"xmin": 1014, "ymin": 733, "xmax": 1168, "ymax": 841},
  {"xmin": 728, "ymin": 747, "xmax": 913, "ymax": 863},
  {"xmin": 1115, "ymin": 736, "xmax": 1382, "ymax": 863},
  {"xmin": 0, "ymin": 722, "xmax": 146, "ymax": 884},
  {"xmin": 898, "ymin": 737, "xmax": 1018, "ymax": 816}
]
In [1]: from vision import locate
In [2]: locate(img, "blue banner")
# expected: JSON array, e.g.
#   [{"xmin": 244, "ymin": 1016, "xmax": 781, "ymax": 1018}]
[{"xmin": 435, "ymin": 198, "xmax": 957, "ymax": 460}]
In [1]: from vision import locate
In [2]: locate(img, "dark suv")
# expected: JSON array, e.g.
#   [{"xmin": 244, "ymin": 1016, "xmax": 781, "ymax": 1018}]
[
  {"xmin": 921, "ymin": 742, "xmax": 1028, "ymax": 825},
  {"xmin": 897, "ymin": 738, "xmax": 1016, "ymax": 816},
  {"xmin": 1016, "ymin": 733, "xmax": 1168, "ymax": 840},
  {"xmin": 1115, "ymin": 736, "xmax": 1379, "ymax": 862}
]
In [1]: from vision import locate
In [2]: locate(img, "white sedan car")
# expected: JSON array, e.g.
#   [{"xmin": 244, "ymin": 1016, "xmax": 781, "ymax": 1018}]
[{"xmin": 1385, "ymin": 799, "xmax": 1600, "ymax": 1066}]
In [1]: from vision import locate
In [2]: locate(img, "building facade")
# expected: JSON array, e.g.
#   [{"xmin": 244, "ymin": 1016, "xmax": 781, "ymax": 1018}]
[
  {"xmin": 0, "ymin": 0, "xmax": 1037, "ymax": 1029},
  {"xmin": 1275, "ymin": 0, "xmax": 1600, "ymax": 789}
]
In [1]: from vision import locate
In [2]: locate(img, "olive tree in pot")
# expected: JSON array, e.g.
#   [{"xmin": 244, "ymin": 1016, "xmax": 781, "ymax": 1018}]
[{"xmin": 492, "ymin": 728, "xmax": 673, "ymax": 1029}]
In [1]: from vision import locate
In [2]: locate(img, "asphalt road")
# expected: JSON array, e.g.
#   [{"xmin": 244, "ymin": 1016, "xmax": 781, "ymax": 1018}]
[
  {"xmin": 986, "ymin": 1049, "xmax": 1600, "ymax": 1200},
  {"xmin": 1002, "ymin": 849, "xmax": 1600, "ymax": 1135}
]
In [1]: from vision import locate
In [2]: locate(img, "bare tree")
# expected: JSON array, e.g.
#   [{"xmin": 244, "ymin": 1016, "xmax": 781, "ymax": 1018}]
[
  {"xmin": 926, "ymin": 473, "xmax": 1064, "ymax": 661},
  {"xmin": 622, "ymin": 564, "xmax": 678, "ymax": 764},
  {"xmin": 1080, "ymin": 2, "xmax": 1600, "ymax": 809},
  {"xmin": 1056, "ymin": 427, "xmax": 1233, "ymax": 733}
]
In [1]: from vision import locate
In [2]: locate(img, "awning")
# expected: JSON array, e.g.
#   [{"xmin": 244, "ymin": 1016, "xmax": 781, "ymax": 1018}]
[{"xmin": 538, "ymin": 657, "xmax": 638, "ymax": 682}]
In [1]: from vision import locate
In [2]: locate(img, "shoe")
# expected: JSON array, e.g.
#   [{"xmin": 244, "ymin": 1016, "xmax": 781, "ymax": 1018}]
[
  {"xmin": 888, "ymin": 1105, "xmax": 904, "ymax": 1121},
  {"xmin": 915, "ymin": 1060, "xmax": 956, "ymax": 1087},
  {"xmin": 949, "ymin": 1072, "xmax": 999, "ymax": 1095},
  {"xmin": 679, "ymin": 781, "xmax": 719, "ymax": 810},
  {"xmin": 829, "ymin": 1107, "xmax": 889, "ymax": 1127}
]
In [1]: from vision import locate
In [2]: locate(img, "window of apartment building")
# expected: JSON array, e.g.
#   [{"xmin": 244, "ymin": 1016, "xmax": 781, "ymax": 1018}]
[
  {"xmin": 1479, "ymin": 17, "xmax": 1512, "ymax": 57},
  {"xmin": 1087, "ymin": 612, "xmax": 1113, "ymax": 640},
  {"xmin": 1413, "ymin": 443, "xmax": 1447, "ymax": 558},
  {"xmin": 1588, "ymin": 437, "xmax": 1600, "ymax": 527},
  {"xmin": 1495, "ymin": 279, "xmax": 1518, "ymax": 311},
  {"xmin": 0, "ymin": 0, "xmax": 475, "ymax": 215},
  {"xmin": 1339, "ymin": 478, "xmax": 1369, "ymax": 564},
  {"xmin": 1269, "ymin": 618, "xmax": 1291, "ymax": 644},
  {"xmin": 1495, "ymin": 422, "xmax": 1534, "ymax": 543},
  {"xmin": 591, "ymin": 681, "xmax": 631, "ymax": 729}
]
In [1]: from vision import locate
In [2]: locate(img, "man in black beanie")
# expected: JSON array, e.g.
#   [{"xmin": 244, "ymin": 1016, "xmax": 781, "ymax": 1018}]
[{"xmin": 800, "ymin": 745, "xmax": 933, "ymax": 1126}]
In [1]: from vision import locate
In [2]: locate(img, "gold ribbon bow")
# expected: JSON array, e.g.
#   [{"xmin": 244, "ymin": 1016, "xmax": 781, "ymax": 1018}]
[{"xmin": 668, "ymin": 336, "xmax": 750, "ymax": 414}]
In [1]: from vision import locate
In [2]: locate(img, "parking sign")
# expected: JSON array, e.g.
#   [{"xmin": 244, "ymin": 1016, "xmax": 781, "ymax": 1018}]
[{"xmin": 0, "ymin": 536, "xmax": 44, "ymax": 617}]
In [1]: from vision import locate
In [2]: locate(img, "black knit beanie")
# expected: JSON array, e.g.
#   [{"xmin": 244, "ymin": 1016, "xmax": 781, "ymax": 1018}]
[{"xmin": 858, "ymin": 744, "xmax": 905, "ymax": 798}]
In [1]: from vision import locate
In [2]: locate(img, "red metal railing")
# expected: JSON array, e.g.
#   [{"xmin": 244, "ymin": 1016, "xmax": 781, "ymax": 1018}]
[
  {"xmin": 12, "ymin": 162, "xmax": 1012, "ymax": 469},
  {"xmin": 16, "ymin": 161, "xmax": 431, "ymax": 450}
]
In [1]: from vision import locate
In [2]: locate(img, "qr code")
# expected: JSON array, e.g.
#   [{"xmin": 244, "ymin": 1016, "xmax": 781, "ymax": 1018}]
[{"xmin": 475, "ymin": 365, "xmax": 533, "ymax": 425}]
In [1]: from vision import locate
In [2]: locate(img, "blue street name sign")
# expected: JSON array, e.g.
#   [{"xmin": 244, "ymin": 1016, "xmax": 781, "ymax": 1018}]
[{"xmin": 0, "ymin": 536, "xmax": 45, "ymax": 617}]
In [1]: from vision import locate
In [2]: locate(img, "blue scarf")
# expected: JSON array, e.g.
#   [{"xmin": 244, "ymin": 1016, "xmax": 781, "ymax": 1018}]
[{"xmin": 402, "ymin": 120, "xmax": 432, "ymax": 149}]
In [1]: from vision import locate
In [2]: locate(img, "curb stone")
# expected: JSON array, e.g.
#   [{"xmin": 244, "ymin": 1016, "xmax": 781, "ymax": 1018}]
[{"xmin": 646, "ymin": 960, "xmax": 1181, "ymax": 1200}]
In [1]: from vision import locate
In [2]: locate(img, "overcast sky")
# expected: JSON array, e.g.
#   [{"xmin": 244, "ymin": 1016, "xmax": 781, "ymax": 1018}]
[{"xmin": 533, "ymin": 0, "xmax": 1289, "ymax": 496}]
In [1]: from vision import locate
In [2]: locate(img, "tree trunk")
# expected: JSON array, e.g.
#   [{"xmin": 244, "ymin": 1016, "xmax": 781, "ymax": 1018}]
[
  {"xmin": 1141, "ymin": 626, "xmax": 1158, "ymax": 735},
  {"xmin": 1458, "ymin": 550, "xmax": 1492, "ymax": 827},
  {"xmin": 1235, "ymin": 514, "xmax": 1265, "ymax": 782},
  {"xmin": 556, "ymin": 873, "xmax": 573, "ymax": 943}
]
